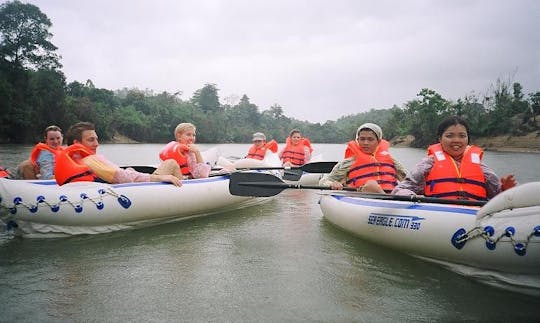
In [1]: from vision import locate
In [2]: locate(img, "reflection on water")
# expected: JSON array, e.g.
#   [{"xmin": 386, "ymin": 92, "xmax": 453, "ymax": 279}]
[{"xmin": 1, "ymin": 144, "xmax": 540, "ymax": 321}]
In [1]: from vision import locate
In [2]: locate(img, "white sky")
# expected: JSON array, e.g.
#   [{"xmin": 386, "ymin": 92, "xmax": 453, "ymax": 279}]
[{"xmin": 26, "ymin": 0, "xmax": 540, "ymax": 123}]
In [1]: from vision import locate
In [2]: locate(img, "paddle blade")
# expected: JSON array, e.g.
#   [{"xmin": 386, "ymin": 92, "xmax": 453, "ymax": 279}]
[
  {"xmin": 300, "ymin": 161, "xmax": 337, "ymax": 173},
  {"xmin": 282, "ymin": 169, "xmax": 303, "ymax": 181},
  {"xmin": 121, "ymin": 166, "xmax": 157, "ymax": 173},
  {"xmin": 229, "ymin": 172, "xmax": 289, "ymax": 197}
]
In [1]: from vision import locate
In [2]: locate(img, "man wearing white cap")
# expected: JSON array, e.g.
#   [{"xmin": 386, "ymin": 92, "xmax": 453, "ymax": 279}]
[
  {"xmin": 246, "ymin": 132, "xmax": 278, "ymax": 160},
  {"xmin": 319, "ymin": 122, "xmax": 407, "ymax": 193}
]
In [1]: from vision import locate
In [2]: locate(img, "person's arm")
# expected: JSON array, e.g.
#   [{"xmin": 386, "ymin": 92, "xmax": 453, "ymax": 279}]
[
  {"xmin": 186, "ymin": 144, "xmax": 204, "ymax": 163},
  {"xmin": 319, "ymin": 158, "xmax": 354, "ymax": 189},
  {"xmin": 303, "ymin": 146, "xmax": 311, "ymax": 164},
  {"xmin": 480, "ymin": 163, "xmax": 516, "ymax": 199},
  {"xmin": 84, "ymin": 155, "xmax": 182, "ymax": 186},
  {"xmin": 278, "ymin": 147, "xmax": 284, "ymax": 159},
  {"xmin": 186, "ymin": 152, "xmax": 211, "ymax": 178},
  {"xmin": 392, "ymin": 157, "xmax": 408, "ymax": 182},
  {"xmin": 392, "ymin": 156, "xmax": 433, "ymax": 196}
]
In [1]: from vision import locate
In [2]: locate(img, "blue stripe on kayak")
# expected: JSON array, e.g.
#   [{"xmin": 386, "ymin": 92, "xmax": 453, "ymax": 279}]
[
  {"xmin": 27, "ymin": 180, "xmax": 58, "ymax": 185},
  {"xmin": 26, "ymin": 175, "xmax": 229, "ymax": 187},
  {"xmin": 332, "ymin": 195, "xmax": 478, "ymax": 215},
  {"xmin": 111, "ymin": 175, "xmax": 228, "ymax": 188}
]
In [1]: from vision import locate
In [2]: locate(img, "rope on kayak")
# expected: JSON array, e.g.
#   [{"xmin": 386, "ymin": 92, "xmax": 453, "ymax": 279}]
[
  {"xmin": 451, "ymin": 225, "xmax": 540, "ymax": 256},
  {"xmin": 0, "ymin": 187, "xmax": 131, "ymax": 215}
]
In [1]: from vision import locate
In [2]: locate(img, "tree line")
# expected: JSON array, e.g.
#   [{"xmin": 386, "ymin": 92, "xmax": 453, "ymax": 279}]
[{"xmin": 1, "ymin": 0, "xmax": 539, "ymax": 147}]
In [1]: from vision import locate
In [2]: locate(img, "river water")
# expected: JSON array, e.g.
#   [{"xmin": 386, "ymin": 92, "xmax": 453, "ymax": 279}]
[{"xmin": 1, "ymin": 144, "xmax": 539, "ymax": 322}]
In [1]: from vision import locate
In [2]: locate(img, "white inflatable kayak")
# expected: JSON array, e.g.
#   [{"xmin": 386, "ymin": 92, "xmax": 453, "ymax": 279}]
[
  {"xmin": 319, "ymin": 182, "xmax": 540, "ymax": 295},
  {"xmin": 0, "ymin": 175, "xmax": 266, "ymax": 237}
]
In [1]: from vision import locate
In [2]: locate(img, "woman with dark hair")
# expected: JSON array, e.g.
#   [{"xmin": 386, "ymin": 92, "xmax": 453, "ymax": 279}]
[
  {"xmin": 392, "ymin": 115, "xmax": 517, "ymax": 200},
  {"xmin": 278, "ymin": 129, "xmax": 313, "ymax": 167}
]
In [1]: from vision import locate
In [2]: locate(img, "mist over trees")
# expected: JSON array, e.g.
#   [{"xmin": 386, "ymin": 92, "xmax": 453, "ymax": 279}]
[{"xmin": 1, "ymin": 0, "xmax": 538, "ymax": 147}]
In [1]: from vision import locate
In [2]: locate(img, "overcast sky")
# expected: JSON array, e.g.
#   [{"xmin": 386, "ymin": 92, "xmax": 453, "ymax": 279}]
[{"xmin": 27, "ymin": 0, "xmax": 540, "ymax": 123}]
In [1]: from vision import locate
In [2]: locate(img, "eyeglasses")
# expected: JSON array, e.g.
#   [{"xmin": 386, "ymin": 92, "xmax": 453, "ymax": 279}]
[{"xmin": 253, "ymin": 140, "xmax": 263, "ymax": 143}]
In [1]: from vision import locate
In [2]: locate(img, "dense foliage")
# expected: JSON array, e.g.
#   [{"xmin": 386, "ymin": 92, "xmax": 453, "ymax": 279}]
[{"xmin": 1, "ymin": 1, "xmax": 538, "ymax": 147}]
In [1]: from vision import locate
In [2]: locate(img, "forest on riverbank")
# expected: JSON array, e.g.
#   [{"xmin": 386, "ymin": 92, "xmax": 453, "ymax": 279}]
[{"xmin": 1, "ymin": 1, "xmax": 539, "ymax": 150}]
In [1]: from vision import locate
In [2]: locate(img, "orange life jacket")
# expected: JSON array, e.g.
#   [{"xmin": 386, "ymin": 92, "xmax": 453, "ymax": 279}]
[
  {"xmin": 159, "ymin": 141, "xmax": 191, "ymax": 175},
  {"xmin": 345, "ymin": 140, "xmax": 398, "ymax": 193},
  {"xmin": 29, "ymin": 143, "xmax": 63, "ymax": 168},
  {"xmin": 246, "ymin": 139, "xmax": 278, "ymax": 160},
  {"xmin": 54, "ymin": 144, "xmax": 99, "ymax": 185},
  {"xmin": 281, "ymin": 138, "xmax": 313, "ymax": 166},
  {"xmin": 0, "ymin": 166, "xmax": 8, "ymax": 178},
  {"xmin": 425, "ymin": 143, "xmax": 487, "ymax": 200}
]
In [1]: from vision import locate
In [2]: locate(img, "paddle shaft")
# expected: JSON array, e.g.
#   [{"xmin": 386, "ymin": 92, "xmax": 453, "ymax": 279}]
[
  {"xmin": 124, "ymin": 161, "xmax": 337, "ymax": 175},
  {"xmin": 229, "ymin": 172, "xmax": 487, "ymax": 206}
]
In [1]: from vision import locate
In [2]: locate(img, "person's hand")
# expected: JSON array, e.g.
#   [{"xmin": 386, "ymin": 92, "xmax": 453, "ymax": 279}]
[
  {"xmin": 187, "ymin": 144, "xmax": 200, "ymax": 154},
  {"xmin": 177, "ymin": 144, "xmax": 190, "ymax": 152},
  {"xmin": 283, "ymin": 161, "xmax": 292, "ymax": 168},
  {"xmin": 153, "ymin": 174, "xmax": 182, "ymax": 187},
  {"xmin": 500, "ymin": 174, "xmax": 517, "ymax": 191},
  {"xmin": 166, "ymin": 174, "xmax": 182, "ymax": 187},
  {"xmin": 329, "ymin": 181, "xmax": 343, "ymax": 190}
]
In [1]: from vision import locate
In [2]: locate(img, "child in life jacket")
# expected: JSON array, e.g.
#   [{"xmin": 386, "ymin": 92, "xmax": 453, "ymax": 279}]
[{"xmin": 159, "ymin": 123, "xmax": 211, "ymax": 179}]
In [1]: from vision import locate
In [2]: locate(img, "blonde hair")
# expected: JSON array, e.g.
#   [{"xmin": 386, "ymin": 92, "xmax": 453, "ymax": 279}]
[{"xmin": 174, "ymin": 123, "xmax": 196, "ymax": 137}]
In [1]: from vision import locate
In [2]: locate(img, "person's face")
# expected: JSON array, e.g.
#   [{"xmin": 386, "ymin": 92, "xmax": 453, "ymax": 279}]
[
  {"xmin": 253, "ymin": 139, "xmax": 265, "ymax": 148},
  {"xmin": 45, "ymin": 130, "xmax": 63, "ymax": 149},
  {"xmin": 356, "ymin": 130, "xmax": 379, "ymax": 154},
  {"xmin": 440, "ymin": 124, "xmax": 468, "ymax": 159},
  {"xmin": 290, "ymin": 133, "xmax": 302, "ymax": 145},
  {"xmin": 76, "ymin": 130, "xmax": 99, "ymax": 153},
  {"xmin": 177, "ymin": 128, "xmax": 196, "ymax": 144}
]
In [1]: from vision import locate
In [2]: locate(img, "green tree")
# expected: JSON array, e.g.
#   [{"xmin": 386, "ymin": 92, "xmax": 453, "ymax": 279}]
[
  {"xmin": 403, "ymin": 89, "xmax": 452, "ymax": 148},
  {"xmin": 484, "ymin": 78, "xmax": 514, "ymax": 135},
  {"xmin": 530, "ymin": 92, "xmax": 540, "ymax": 116},
  {"xmin": 27, "ymin": 68, "xmax": 67, "ymax": 138},
  {"xmin": 191, "ymin": 83, "xmax": 221, "ymax": 114},
  {"xmin": 450, "ymin": 94, "xmax": 488, "ymax": 138},
  {"xmin": 223, "ymin": 95, "xmax": 261, "ymax": 142},
  {"xmin": 0, "ymin": 0, "xmax": 61, "ymax": 70}
]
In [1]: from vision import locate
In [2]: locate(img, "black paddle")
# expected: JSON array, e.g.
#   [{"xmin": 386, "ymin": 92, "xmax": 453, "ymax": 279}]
[
  {"xmin": 121, "ymin": 165, "xmax": 158, "ymax": 173},
  {"xmin": 122, "ymin": 161, "xmax": 337, "ymax": 181},
  {"xmin": 229, "ymin": 172, "xmax": 487, "ymax": 206}
]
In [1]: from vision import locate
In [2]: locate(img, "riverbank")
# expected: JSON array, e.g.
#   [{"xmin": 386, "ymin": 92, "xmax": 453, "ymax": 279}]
[
  {"xmin": 106, "ymin": 131, "xmax": 540, "ymax": 153},
  {"xmin": 472, "ymin": 131, "xmax": 540, "ymax": 153},
  {"xmin": 391, "ymin": 131, "xmax": 540, "ymax": 153}
]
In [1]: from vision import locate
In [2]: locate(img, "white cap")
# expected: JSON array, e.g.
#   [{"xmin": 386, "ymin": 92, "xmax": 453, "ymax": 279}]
[
  {"xmin": 356, "ymin": 123, "xmax": 382, "ymax": 140},
  {"xmin": 252, "ymin": 132, "xmax": 266, "ymax": 141}
]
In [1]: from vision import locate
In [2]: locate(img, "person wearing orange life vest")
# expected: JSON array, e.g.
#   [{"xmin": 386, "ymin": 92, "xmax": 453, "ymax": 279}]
[
  {"xmin": 159, "ymin": 122, "xmax": 211, "ymax": 179},
  {"xmin": 15, "ymin": 125, "xmax": 64, "ymax": 179},
  {"xmin": 278, "ymin": 129, "xmax": 313, "ymax": 167},
  {"xmin": 0, "ymin": 166, "xmax": 10, "ymax": 178},
  {"xmin": 55, "ymin": 122, "xmax": 182, "ymax": 186},
  {"xmin": 319, "ymin": 123, "xmax": 407, "ymax": 194},
  {"xmin": 392, "ymin": 116, "xmax": 517, "ymax": 200},
  {"xmin": 246, "ymin": 132, "xmax": 278, "ymax": 160}
]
